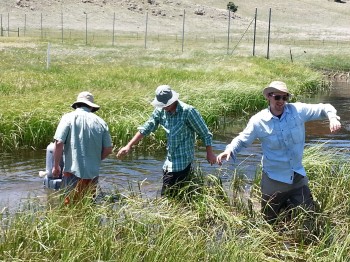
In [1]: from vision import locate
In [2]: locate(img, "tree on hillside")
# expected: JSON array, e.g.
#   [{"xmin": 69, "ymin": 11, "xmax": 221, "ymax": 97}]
[{"xmin": 227, "ymin": 2, "xmax": 238, "ymax": 13}]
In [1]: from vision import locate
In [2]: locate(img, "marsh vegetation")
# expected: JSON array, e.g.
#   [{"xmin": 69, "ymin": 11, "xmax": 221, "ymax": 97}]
[{"xmin": 1, "ymin": 0, "xmax": 350, "ymax": 261}]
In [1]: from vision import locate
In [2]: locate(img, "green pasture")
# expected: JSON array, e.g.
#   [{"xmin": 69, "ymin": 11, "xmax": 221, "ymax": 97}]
[
  {"xmin": 1, "ymin": 145, "xmax": 350, "ymax": 261},
  {"xmin": 1, "ymin": 3, "xmax": 350, "ymax": 259},
  {"xmin": 0, "ymin": 37, "xmax": 334, "ymax": 152},
  {"xmin": 1, "ymin": 0, "xmax": 350, "ymax": 260}
]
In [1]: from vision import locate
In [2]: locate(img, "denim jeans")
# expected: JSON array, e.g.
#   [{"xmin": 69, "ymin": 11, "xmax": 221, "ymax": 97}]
[{"xmin": 161, "ymin": 164, "xmax": 192, "ymax": 197}]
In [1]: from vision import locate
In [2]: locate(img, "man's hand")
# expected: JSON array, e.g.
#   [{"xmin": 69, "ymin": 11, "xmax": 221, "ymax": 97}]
[
  {"xmin": 216, "ymin": 149, "xmax": 232, "ymax": 165},
  {"xmin": 116, "ymin": 145, "xmax": 131, "ymax": 159},
  {"xmin": 330, "ymin": 118, "xmax": 341, "ymax": 133},
  {"xmin": 52, "ymin": 166, "xmax": 61, "ymax": 178},
  {"xmin": 206, "ymin": 151, "xmax": 217, "ymax": 165}
]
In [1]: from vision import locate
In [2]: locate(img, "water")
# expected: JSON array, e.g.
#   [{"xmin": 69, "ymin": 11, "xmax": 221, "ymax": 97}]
[{"xmin": 1, "ymin": 81, "xmax": 349, "ymax": 210}]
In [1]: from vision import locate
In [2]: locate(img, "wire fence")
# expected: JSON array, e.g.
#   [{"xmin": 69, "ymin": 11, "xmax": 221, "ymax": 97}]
[{"xmin": 1, "ymin": 9, "xmax": 349, "ymax": 59}]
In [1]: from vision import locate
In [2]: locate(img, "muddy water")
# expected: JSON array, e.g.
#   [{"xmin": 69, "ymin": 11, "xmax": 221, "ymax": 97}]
[{"xmin": 1, "ymin": 82, "xmax": 349, "ymax": 210}]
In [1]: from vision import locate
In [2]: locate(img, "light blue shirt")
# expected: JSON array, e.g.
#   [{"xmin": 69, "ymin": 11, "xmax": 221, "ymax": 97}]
[
  {"xmin": 54, "ymin": 107, "xmax": 112, "ymax": 179},
  {"xmin": 138, "ymin": 100, "xmax": 213, "ymax": 172},
  {"xmin": 226, "ymin": 102, "xmax": 339, "ymax": 184}
]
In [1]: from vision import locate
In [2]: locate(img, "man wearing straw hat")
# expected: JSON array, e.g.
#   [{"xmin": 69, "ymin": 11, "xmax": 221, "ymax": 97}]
[
  {"xmin": 117, "ymin": 85, "xmax": 216, "ymax": 197},
  {"xmin": 217, "ymin": 81, "xmax": 341, "ymax": 223},
  {"xmin": 52, "ymin": 91, "xmax": 113, "ymax": 204}
]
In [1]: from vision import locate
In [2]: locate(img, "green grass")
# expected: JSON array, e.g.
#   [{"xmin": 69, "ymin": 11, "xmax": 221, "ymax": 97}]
[
  {"xmin": 0, "ymin": 39, "xmax": 329, "ymax": 151},
  {"xmin": 1, "ymin": 16, "xmax": 350, "ymax": 260},
  {"xmin": 1, "ymin": 146, "xmax": 350, "ymax": 261},
  {"xmin": 1, "ymin": 1, "xmax": 350, "ymax": 260}
]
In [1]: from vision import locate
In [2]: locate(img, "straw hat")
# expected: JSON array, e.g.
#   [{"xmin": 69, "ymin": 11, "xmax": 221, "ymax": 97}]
[{"xmin": 263, "ymin": 81, "xmax": 290, "ymax": 98}]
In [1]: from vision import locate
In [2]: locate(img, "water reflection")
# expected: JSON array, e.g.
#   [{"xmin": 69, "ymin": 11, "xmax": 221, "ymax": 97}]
[{"xmin": 1, "ymin": 81, "xmax": 349, "ymax": 210}]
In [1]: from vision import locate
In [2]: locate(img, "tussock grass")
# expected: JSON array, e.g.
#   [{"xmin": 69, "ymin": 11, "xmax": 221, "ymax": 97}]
[
  {"xmin": 0, "ymin": 41, "xmax": 326, "ymax": 151},
  {"xmin": 1, "ymin": 145, "xmax": 350, "ymax": 261}
]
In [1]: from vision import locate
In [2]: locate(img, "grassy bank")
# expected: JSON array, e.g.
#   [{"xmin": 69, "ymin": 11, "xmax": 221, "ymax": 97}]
[
  {"xmin": 0, "ymin": 40, "xmax": 329, "ymax": 151},
  {"xmin": 1, "ymin": 145, "xmax": 350, "ymax": 261}
]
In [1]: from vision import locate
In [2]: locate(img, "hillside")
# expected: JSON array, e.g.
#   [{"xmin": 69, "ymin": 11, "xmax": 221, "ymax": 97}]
[{"xmin": 0, "ymin": 0, "xmax": 349, "ymax": 38}]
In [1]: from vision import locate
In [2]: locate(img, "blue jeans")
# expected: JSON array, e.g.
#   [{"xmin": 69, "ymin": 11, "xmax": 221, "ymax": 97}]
[{"xmin": 161, "ymin": 164, "xmax": 192, "ymax": 197}]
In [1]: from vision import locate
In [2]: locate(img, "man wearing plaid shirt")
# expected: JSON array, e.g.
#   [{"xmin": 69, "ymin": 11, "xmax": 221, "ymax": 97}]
[{"xmin": 117, "ymin": 85, "xmax": 216, "ymax": 197}]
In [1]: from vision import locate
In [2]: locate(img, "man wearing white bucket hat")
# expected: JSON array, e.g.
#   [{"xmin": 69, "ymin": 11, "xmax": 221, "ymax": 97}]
[
  {"xmin": 217, "ymin": 81, "xmax": 341, "ymax": 223},
  {"xmin": 52, "ymin": 91, "xmax": 113, "ymax": 204},
  {"xmin": 117, "ymin": 85, "xmax": 216, "ymax": 197}
]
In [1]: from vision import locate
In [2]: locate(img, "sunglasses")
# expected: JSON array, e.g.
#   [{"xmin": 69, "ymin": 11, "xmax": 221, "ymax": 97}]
[{"xmin": 269, "ymin": 93, "xmax": 290, "ymax": 101}]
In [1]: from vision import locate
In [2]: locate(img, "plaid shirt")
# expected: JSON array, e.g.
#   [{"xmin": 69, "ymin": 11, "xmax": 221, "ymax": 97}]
[{"xmin": 138, "ymin": 100, "xmax": 213, "ymax": 172}]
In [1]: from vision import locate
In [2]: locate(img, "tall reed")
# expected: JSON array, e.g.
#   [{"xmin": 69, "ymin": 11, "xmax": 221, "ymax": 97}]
[
  {"xmin": 1, "ymin": 145, "xmax": 349, "ymax": 261},
  {"xmin": 0, "ymin": 42, "xmax": 326, "ymax": 151}
]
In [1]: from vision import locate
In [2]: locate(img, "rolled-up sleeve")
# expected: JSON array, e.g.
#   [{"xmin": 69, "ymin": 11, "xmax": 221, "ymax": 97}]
[{"xmin": 138, "ymin": 109, "xmax": 160, "ymax": 136}]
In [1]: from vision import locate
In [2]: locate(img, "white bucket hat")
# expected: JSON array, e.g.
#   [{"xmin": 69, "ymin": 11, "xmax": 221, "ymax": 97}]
[
  {"xmin": 151, "ymin": 85, "xmax": 179, "ymax": 108},
  {"xmin": 71, "ymin": 91, "xmax": 100, "ymax": 112},
  {"xmin": 263, "ymin": 81, "xmax": 291, "ymax": 98}
]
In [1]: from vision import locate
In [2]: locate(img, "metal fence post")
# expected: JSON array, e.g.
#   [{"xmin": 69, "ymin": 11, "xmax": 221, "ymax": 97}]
[
  {"xmin": 41, "ymin": 13, "xmax": 43, "ymax": 39},
  {"xmin": 7, "ymin": 13, "xmax": 9, "ymax": 37},
  {"xmin": 112, "ymin": 12, "xmax": 115, "ymax": 46},
  {"xmin": 24, "ymin": 13, "xmax": 26, "ymax": 36},
  {"xmin": 181, "ymin": 9, "xmax": 185, "ymax": 53},
  {"xmin": 85, "ymin": 13, "xmax": 88, "ymax": 45},
  {"xmin": 227, "ymin": 10, "xmax": 231, "ymax": 55},
  {"xmin": 267, "ymin": 8, "xmax": 271, "ymax": 59},
  {"xmin": 253, "ymin": 8, "xmax": 257, "ymax": 56},
  {"xmin": 144, "ymin": 12, "xmax": 148, "ymax": 49},
  {"xmin": 61, "ymin": 12, "xmax": 64, "ymax": 43}
]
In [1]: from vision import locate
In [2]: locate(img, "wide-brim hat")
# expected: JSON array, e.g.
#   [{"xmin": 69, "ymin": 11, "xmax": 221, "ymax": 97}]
[
  {"xmin": 151, "ymin": 85, "xmax": 179, "ymax": 108},
  {"xmin": 71, "ymin": 91, "xmax": 100, "ymax": 112},
  {"xmin": 263, "ymin": 81, "xmax": 290, "ymax": 98}
]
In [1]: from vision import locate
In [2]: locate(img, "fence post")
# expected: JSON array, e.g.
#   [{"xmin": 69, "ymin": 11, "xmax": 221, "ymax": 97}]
[
  {"xmin": 0, "ymin": 14, "xmax": 2, "ymax": 37},
  {"xmin": 17, "ymin": 27, "xmax": 19, "ymax": 37},
  {"xmin": 144, "ymin": 12, "xmax": 148, "ymax": 49},
  {"xmin": 112, "ymin": 12, "xmax": 115, "ymax": 46},
  {"xmin": 227, "ymin": 10, "xmax": 231, "ymax": 55},
  {"xmin": 61, "ymin": 12, "xmax": 64, "ymax": 43},
  {"xmin": 181, "ymin": 9, "xmax": 185, "ymax": 53},
  {"xmin": 47, "ymin": 42, "xmax": 51, "ymax": 70},
  {"xmin": 266, "ymin": 8, "xmax": 271, "ymax": 59},
  {"xmin": 41, "ymin": 13, "xmax": 43, "ymax": 39},
  {"xmin": 253, "ymin": 8, "xmax": 257, "ymax": 56},
  {"xmin": 7, "ymin": 13, "xmax": 9, "ymax": 37},
  {"xmin": 24, "ymin": 13, "xmax": 26, "ymax": 36},
  {"xmin": 85, "ymin": 13, "xmax": 88, "ymax": 45}
]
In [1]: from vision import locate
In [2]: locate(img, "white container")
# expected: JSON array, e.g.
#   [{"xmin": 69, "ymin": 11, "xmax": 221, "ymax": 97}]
[
  {"xmin": 45, "ymin": 142, "xmax": 55, "ymax": 178},
  {"xmin": 43, "ymin": 175, "xmax": 62, "ymax": 190},
  {"xmin": 41, "ymin": 142, "xmax": 64, "ymax": 190}
]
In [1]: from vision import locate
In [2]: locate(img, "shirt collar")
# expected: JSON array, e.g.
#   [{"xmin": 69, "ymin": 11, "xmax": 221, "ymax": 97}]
[
  {"xmin": 262, "ymin": 104, "xmax": 290, "ymax": 121},
  {"xmin": 164, "ymin": 100, "xmax": 183, "ymax": 115},
  {"xmin": 76, "ymin": 107, "xmax": 91, "ymax": 112}
]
